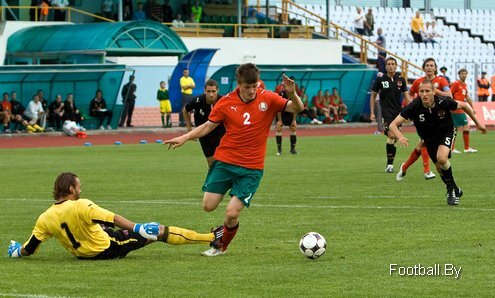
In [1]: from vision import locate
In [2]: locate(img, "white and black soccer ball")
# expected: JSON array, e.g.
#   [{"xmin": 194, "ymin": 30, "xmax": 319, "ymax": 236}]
[{"xmin": 299, "ymin": 232, "xmax": 326, "ymax": 259}]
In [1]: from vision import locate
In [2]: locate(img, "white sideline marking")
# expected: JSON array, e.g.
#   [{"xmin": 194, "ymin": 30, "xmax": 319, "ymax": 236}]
[{"xmin": 3, "ymin": 197, "xmax": 495, "ymax": 212}]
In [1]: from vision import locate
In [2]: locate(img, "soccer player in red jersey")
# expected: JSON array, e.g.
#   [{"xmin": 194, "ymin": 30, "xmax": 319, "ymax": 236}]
[
  {"xmin": 396, "ymin": 58, "xmax": 452, "ymax": 182},
  {"xmin": 450, "ymin": 68, "xmax": 477, "ymax": 153},
  {"xmin": 164, "ymin": 63, "xmax": 304, "ymax": 256}
]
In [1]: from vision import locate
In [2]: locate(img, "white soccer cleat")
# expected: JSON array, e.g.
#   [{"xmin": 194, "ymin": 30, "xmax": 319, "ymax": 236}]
[
  {"xmin": 464, "ymin": 148, "xmax": 478, "ymax": 153},
  {"xmin": 201, "ymin": 247, "xmax": 225, "ymax": 257},
  {"xmin": 396, "ymin": 163, "xmax": 406, "ymax": 182},
  {"xmin": 385, "ymin": 164, "xmax": 394, "ymax": 173},
  {"xmin": 451, "ymin": 149, "xmax": 461, "ymax": 154},
  {"xmin": 424, "ymin": 171, "xmax": 436, "ymax": 180}
]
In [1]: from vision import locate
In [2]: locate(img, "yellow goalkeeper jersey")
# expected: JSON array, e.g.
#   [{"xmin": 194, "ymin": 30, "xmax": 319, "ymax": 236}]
[{"xmin": 26, "ymin": 198, "xmax": 115, "ymax": 258}]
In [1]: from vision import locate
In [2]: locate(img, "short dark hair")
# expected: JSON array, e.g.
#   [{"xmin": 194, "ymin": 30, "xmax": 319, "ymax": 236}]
[
  {"xmin": 458, "ymin": 68, "xmax": 468, "ymax": 75},
  {"xmin": 385, "ymin": 57, "xmax": 397, "ymax": 64},
  {"xmin": 53, "ymin": 172, "xmax": 78, "ymax": 200},
  {"xmin": 3, "ymin": 92, "xmax": 8, "ymax": 97},
  {"xmin": 235, "ymin": 63, "xmax": 260, "ymax": 85},
  {"xmin": 205, "ymin": 79, "xmax": 218, "ymax": 89}
]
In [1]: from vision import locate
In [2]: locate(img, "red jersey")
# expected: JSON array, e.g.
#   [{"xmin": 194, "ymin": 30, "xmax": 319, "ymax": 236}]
[
  {"xmin": 1, "ymin": 100, "xmax": 11, "ymax": 113},
  {"xmin": 450, "ymin": 80, "xmax": 468, "ymax": 114},
  {"xmin": 208, "ymin": 87, "xmax": 288, "ymax": 170},
  {"xmin": 312, "ymin": 95, "xmax": 324, "ymax": 109},
  {"xmin": 409, "ymin": 75, "xmax": 450, "ymax": 97}
]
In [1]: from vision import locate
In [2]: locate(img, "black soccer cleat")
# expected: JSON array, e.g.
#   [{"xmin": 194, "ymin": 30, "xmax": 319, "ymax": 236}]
[
  {"xmin": 446, "ymin": 189, "xmax": 459, "ymax": 206},
  {"xmin": 455, "ymin": 187, "xmax": 463, "ymax": 199},
  {"xmin": 210, "ymin": 225, "xmax": 224, "ymax": 249}
]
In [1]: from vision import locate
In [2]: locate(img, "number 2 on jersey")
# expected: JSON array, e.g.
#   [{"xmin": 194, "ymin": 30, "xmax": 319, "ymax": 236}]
[
  {"xmin": 243, "ymin": 112, "xmax": 251, "ymax": 125},
  {"xmin": 61, "ymin": 223, "xmax": 81, "ymax": 249}
]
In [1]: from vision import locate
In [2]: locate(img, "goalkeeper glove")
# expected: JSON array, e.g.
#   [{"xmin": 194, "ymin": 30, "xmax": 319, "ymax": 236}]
[
  {"xmin": 133, "ymin": 222, "xmax": 160, "ymax": 240},
  {"xmin": 8, "ymin": 240, "xmax": 22, "ymax": 258}
]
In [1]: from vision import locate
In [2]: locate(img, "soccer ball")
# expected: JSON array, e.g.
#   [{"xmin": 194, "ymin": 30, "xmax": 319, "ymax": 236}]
[{"xmin": 299, "ymin": 232, "xmax": 326, "ymax": 259}]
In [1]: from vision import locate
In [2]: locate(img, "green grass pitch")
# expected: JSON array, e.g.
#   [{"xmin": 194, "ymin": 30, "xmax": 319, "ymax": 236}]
[{"xmin": 0, "ymin": 131, "xmax": 494, "ymax": 297}]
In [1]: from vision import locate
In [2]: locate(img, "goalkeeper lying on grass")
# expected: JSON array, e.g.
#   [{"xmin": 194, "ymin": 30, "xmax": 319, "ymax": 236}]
[{"xmin": 8, "ymin": 172, "xmax": 222, "ymax": 260}]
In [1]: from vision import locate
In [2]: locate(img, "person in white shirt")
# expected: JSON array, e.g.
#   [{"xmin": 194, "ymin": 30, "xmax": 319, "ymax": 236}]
[
  {"xmin": 353, "ymin": 7, "xmax": 365, "ymax": 35},
  {"xmin": 172, "ymin": 13, "xmax": 185, "ymax": 28},
  {"xmin": 24, "ymin": 95, "xmax": 45, "ymax": 132},
  {"xmin": 51, "ymin": 0, "xmax": 69, "ymax": 21},
  {"xmin": 101, "ymin": 0, "xmax": 114, "ymax": 20}
]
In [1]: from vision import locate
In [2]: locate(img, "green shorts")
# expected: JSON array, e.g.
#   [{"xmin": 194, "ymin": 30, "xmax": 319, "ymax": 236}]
[
  {"xmin": 202, "ymin": 161, "xmax": 264, "ymax": 207},
  {"xmin": 452, "ymin": 113, "xmax": 468, "ymax": 128}
]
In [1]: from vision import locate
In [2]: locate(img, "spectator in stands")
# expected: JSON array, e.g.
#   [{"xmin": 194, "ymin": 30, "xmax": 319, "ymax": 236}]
[
  {"xmin": 172, "ymin": 13, "xmax": 185, "ymax": 28},
  {"xmin": 353, "ymin": 7, "xmax": 365, "ymax": 35},
  {"xmin": 123, "ymin": 0, "xmax": 134, "ymax": 21},
  {"xmin": 375, "ymin": 28, "xmax": 386, "ymax": 73},
  {"xmin": 364, "ymin": 8, "xmax": 374, "ymax": 36},
  {"xmin": 186, "ymin": 14, "xmax": 198, "ymax": 27},
  {"xmin": 191, "ymin": 0, "xmax": 203, "ymax": 23},
  {"xmin": 148, "ymin": 0, "xmax": 163, "ymax": 22},
  {"xmin": 48, "ymin": 94, "xmax": 65, "ymax": 131},
  {"xmin": 246, "ymin": 10, "xmax": 258, "ymax": 29},
  {"xmin": 30, "ymin": 0, "xmax": 40, "ymax": 21},
  {"xmin": 410, "ymin": 10, "xmax": 424, "ymax": 43},
  {"xmin": 119, "ymin": 75, "xmax": 137, "ymax": 128},
  {"xmin": 330, "ymin": 87, "xmax": 348, "ymax": 123},
  {"xmin": 133, "ymin": 2, "xmax": 146, "ymax": 20},
  {"xmin": 179, "ymin": 68, "xmax": 196, "ymax": 127},
  {"xmin": 90, "ymin": 90, "xmax": 113, "ymax": 130},
  {"xmin": 24, "ymin": 95, "xmax": 45, "ymax": 132},
  {"xmin": 63, "ymin": 93, "xmax": 84, "ymax": 129},
  {"xmin": 0, "ymin": 92, "xmax": 11, "ymax": 133},
  {"xmin": 274, "ymin": 76, "xmax": 299, "ymax": 155},
  {"xmin": 52, "ymin": 0, "xmax": 69, "ymax": 21},
  {"xmin": 491, "ymin": 72, "xmax": 495, "ymax": 101},
  {"xmin": 312, "ymin": 89, "xmax": 331, "ymax": 123},
  {"xmin": 426, "ymin": 21, "xmax": 442, "ymax": 43},
  {"xmin": 101, "ymin": 0, "xmax": 114, "ymax": 20},
  {"xmin": 10, "ymin": 92, "xmax": 28, "ymax": 133},
  {"xmin": 477, "ymin": 71, "xmax": 490, "ymax": 102},
  {"xmin": 439, "ymin": 66, "xmax": 451, "ymax": 84},
  {"xmin": 299, "ymin": 86, "xmax": 322, "ymax": 125},
  {"xmin": 39, "ymin": 0, "xmax": 49, "ymax": 21},
  {"xmin": 163, "ymin": 0, "xmax": 174, "ymax": 23}
]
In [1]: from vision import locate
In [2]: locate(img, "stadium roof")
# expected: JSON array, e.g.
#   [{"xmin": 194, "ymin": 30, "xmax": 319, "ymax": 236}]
[{"xmin": 6, "ymin": 20, "xmax": 188, "ymax": 61}]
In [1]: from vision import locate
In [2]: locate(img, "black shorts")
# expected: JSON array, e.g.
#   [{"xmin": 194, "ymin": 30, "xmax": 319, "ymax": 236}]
[
  {"xmin": 199, "ymin": 135, "xmax": 222, "ymax": 158},
  {"xmin": 424, "ymin": 131, "xmax": 456, "ymax": 163},
  {"xmin": 382, "ymin": 117, "xmax": 400, "ymax": 136},
  {"xmin": 81, "ymin": 227, "xmax": 147, "ymax": 260},
  {"xmin": 281, "ymin": 112, "xmax": 294, "ymax": 126}
]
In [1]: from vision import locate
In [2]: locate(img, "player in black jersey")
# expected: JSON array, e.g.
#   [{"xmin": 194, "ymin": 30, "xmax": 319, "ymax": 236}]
[
  {"xmin": 370, "ymin": 57, "xmax": 411, "ymax": 173},
  {"xmin": 389, "ymin": 80, "xmax": 487, "ymax": 206},
  {"xmin": 183, "ymin": 79, "xmax": 225, "ymax": 168}
]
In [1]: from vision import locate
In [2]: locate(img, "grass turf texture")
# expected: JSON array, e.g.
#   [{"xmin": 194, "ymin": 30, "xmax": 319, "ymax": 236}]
[{"xmin": 0, "ymin": 132, "xmax": 494, "ymax": 297}]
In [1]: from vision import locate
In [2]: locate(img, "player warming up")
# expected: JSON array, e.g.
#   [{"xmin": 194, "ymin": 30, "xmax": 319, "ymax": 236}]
[
  {"xmin": 389, "ymin": 81, "xmax": 486, "ymax": 206},
  {"xmin": 8, "ymin": 172, "xmax": 221, "ymax": 259},
  {"xmin": 164, "ymin": 63, "xmax": 304, "ymax": 256}
]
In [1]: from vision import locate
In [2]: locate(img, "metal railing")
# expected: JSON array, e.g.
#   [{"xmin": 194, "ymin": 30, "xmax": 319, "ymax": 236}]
[{"xmin": 0, "ymin": 6, "xmax": 114, "ymax": 23}]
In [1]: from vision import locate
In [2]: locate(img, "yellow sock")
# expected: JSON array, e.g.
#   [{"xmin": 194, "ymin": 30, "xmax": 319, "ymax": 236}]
[
  {"xmin": 165, "ymin": 226, "xmax": 214, "ymax": 245},
  {"xmin": 27, "ymin": 125, "xmax": 36, "ymax": 132}
]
